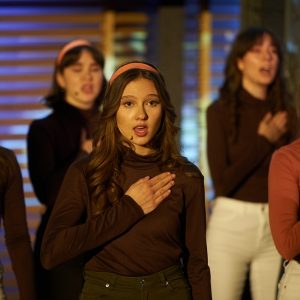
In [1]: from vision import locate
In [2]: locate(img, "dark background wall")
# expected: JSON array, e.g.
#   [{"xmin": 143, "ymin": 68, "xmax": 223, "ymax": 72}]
[{"xmin": 241, "ymin": 0, "xmax": 300, "ymax": 108}]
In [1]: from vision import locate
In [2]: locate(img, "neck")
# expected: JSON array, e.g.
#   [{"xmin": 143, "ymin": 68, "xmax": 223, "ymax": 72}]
[
  {"xmin": 65, "ymin": 98, "xmax": 94, "ymax": 110},
  {"xmin": 242, "ymin": 80, "xmax": 267, "ymax": 100}
]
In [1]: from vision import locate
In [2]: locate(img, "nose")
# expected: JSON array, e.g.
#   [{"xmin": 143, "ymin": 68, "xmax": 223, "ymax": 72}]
[
  {"xmin": 82, "ymin": 70, "xmax": 93, "ymax": 80},
  {"xmin": 136, "ymin": 104, "xmax": 148, "ymax": 120},
  {"xmin": 263, "ymin": 49, "xmax": 273, "ymax": 60}
]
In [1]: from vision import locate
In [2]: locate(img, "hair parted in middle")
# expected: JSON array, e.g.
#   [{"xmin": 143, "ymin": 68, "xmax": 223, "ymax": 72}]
[
  {"xmin": 219, "ymin": 27, "xmax": 295, "ymax": 142},
  {"xmin": 86, "ymin": 61, "xmax": 187, "ymax": 214},
  {"xmin": 44, "ymin": 40, "xmax": 107, "ymax": 109}
]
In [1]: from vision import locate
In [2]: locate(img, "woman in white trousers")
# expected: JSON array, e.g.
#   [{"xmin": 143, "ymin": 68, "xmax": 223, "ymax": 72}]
[{"xmin": 206, "ymin": 27, "xmax": 297, "ymax": 300}]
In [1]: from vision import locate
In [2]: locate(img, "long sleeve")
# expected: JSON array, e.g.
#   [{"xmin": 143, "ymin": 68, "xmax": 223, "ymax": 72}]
[
  {"xmin": 206, "ymin": 100, "xmax": 273, "ymax": 198},
  {"xmin": 41, "ymin": 160, "xmax": 144, "ymax": 269},
  {"xmin": 268, "ymin": 142, "xmax": 300, "ymax": 260},
  {"xmin": 2, "ymin": 150, "xmax": 36, "ymax": 300},
  {"xmin": 182, "ymin": 168, "xmax": 211, "ymax": 300}
]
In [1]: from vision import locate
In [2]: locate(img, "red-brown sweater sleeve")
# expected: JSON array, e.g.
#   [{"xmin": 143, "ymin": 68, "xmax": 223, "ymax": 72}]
[
  {"xmin": 2, "ymin": 149, "xmax": 36, "ymax": 300},
  {"xmin": 41, "ymin": 160, "xmax": 145, "ymax": 269},
  {"xmin": 268, "ymin": 141, "xmax": 300, "ymax": 260}
]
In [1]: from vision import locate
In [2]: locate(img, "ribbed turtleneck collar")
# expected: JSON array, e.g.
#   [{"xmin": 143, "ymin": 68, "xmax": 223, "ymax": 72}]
[
  {"xmin": 54, "ymin": 100, "xmax": 99, "ymax": 137},
  {"xmin": 122, "ymin": 146, "xmax": 161, "ymax": 169},
  {"xmin": 239, "ymin": 88, "xmax": 271, "ymax": 107},
  {"xmin": 56, "ymin": 100, "xmax": 98, "ymax": 120}
]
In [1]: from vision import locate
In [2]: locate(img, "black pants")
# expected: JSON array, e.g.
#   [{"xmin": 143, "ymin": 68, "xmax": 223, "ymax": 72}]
[{"xmin": 80, "ymin": 265, "xmax": 192, "ymax": 300}]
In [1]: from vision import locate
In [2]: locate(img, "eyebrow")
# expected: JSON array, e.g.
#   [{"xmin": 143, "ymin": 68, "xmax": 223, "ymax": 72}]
[
  {"xmin": 121, "ymin": 93, "xmax": 159, "ymax": 98},
  {"xmin": 72, "ymin": 61, "xmax": 99, "ymax": 66}
]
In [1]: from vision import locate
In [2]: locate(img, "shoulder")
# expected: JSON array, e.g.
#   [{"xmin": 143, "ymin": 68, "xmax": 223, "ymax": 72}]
[
  {"xmin": 207, "ymin": 98, "xmax": 228, "ymax": 117},
  {"xmin": 175, "ymin": 159, "xmax": 203, "ymax": 182},
  {"xmin": 0, "ymin": 147, "xmax": 20, "ymax": 178},
  {"xmin": 28, "ymin": 108, "xmax": 76, "ymax": 137},
  {"xmin": 68, "ymin": 155, "xmax": 90, "ymax": 175},
  {"xmin": 0, "ymin": 146, "xmax": 14, "ymax": 158},
  {"xmin": 173, "ymin": 160, "xmax": 205, "ymax": 201},
  {"xmin": 270, "ymin": 140, "xmax": 300, "ymax": 179},
  {"xmin": 0, "ymin": 146, "xmax": 17, "ymax": 166},
  {"xmin": 272, "ymin": 139, "xmax": 300, "ymax": 163},
  {"xmin": 29, "ymin": 111, "xmax": 57, "ymax": 131}
]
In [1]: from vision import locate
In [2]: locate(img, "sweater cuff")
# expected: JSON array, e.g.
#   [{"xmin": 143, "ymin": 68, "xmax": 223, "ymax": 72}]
[{"xmin": 122, "ymin": 195, "xmax": 145, "ymax": 217}]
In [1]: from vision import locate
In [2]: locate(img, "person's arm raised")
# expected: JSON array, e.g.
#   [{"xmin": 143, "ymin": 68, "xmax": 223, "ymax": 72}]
[{"xmin": 125, "ymin": 172, "xmax": 175, "ymax": 214}]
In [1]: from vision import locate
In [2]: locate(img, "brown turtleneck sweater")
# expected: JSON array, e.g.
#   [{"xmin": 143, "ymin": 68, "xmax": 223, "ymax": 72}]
[
  {"xmin": 41, "ymin": 149, "xmax": 212, "ymax": 300},
  {"xmin": 206, "ymin": 88, "xmax": 292, "ymax": 203},
  {"xmin": 0, "ymin": 147, "xmax": 36, "ymax": 300}
]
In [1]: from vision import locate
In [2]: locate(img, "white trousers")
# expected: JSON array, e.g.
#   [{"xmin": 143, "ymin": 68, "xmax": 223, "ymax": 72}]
[
  {"xmin": 278, "ymin": 260, "xmax": 300, "ymax": 300},
  {"xmin": 206, "ymin": 197, "xmax": 281, "ymax": 300}
]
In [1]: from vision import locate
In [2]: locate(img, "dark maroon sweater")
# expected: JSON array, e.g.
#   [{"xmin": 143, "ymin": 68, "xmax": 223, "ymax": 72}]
[
  {"xmin": 0, "ymin": 147, "xmax": 36, "ymax": 300},
  {"xmin": 41, "ymin": 148, "xmax": 211, "ymax": 300},
  {"xmin": 207, "ymin": 88, "xmax": 293, "ymax": 203}
]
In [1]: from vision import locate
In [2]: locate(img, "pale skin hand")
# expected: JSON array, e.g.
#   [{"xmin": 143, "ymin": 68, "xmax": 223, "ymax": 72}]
[
  {"xmin": 125, "ymin": 172, "xmax": 176, "ymax": 214},
  {"xmin": 80, "ymin": 129, "xmax": 93, "ymax": 154},
  {"xmin": 257, "ymin": 111, "xmax": 288, "ymax": 143}
]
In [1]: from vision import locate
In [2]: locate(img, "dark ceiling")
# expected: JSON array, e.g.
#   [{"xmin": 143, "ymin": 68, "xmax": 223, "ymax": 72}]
[{"xmin": 0, "ymin": 0, "xmax": 186, "ymax": 10}]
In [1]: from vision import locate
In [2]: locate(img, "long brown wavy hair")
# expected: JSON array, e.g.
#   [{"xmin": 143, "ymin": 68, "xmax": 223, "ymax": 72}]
[
  {"xmin": 220, "ymin": 27, "xmax": 294, "ymax": 142},
  {"xmin": 86, "ymin": 62, "xmax": 187, "ymax": 215}
]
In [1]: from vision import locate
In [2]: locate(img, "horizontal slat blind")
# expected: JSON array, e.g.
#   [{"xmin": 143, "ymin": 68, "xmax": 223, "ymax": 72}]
[
  {"xmin": 0, "ymin": 6, "xmax": 149, "ymax": 299},
  {"xmin": 181, "ymin": 0, "xmax": 240, "ymax": 201}
]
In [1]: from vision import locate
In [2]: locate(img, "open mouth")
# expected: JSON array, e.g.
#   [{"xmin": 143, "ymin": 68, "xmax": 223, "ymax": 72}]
[
  {"xmin": 134, "ymin": 126, "xmax": 148, "ymax": 137},
  {"xmin": 81, "ymin": 84, "xmax": 93, "ymax": 93},
  {"xmin": 260, "ymin": 67, "xmax": 272, "ymax": 75}
]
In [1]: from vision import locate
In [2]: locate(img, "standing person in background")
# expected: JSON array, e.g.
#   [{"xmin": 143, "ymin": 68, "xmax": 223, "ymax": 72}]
[
  {"xmin": 27, "ymin": 39, "xmax": 107, "ymax": 300},
  {"xmin": 40, "ymin": 61, "xmax": 212, "ymax": 300},
  {"xmin": 0, "ymin": 146, "xmax": 36, "ymax": 300},
  {"xmin": 206, "ymin": 27, "xmax": 297, "ymax": 300},
  {"xmin": 269, "ymin": 139, "xmax": 300, "ymax": 300}
]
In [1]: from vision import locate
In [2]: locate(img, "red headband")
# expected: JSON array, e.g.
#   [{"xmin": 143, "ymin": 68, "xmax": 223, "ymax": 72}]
[
  {"xmin": 109, "ymin": 62, "xmax": 159, "ymax": 84},
  {"xmin": 56, "ymin": 39, "xmax": 92, "ymax": 66}
]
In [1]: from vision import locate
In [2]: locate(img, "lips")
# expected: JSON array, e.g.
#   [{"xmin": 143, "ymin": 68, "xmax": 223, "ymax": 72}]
[
  {"xmin": 81, "ymin": 84, "xmax": 94, "ymax": 94},
  {"xmin": 260, "ymin": 66, "xmax": 271, "ymax": 73},
  {"xmin": 134, "ymin": 126, "xmax": 148, "ymax": 137}
]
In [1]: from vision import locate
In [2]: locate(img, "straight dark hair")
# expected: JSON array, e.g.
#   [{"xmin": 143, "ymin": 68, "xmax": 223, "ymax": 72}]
[{"xmin": 44, "ymin": 44, "xmax": 107, "ymax": 109}]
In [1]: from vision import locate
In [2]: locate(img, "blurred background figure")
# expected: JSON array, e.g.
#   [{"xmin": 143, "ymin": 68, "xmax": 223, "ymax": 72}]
[
  {"xmin": 269, "ymin": 138, "xmax": 300, "ymax": 300},
  {"xmin": 206, "ymin": 27, "xmax": 297, "ymax": 300},
  {"xmin": 0, "ymin": 146, "xmax": 36, "ymax": 300},
  {"xmin": 27, "ymin": 39, "xmax": 107, "ymax": 300}
]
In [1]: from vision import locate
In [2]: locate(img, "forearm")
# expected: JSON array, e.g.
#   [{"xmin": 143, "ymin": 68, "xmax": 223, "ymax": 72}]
[
  {"xmin": 7, "ymin": 238, "xmax": 36, "ymax": 300},
  {"xmin": 41, "ymin": 195, "xmax": 144, "ymax": 269}
]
